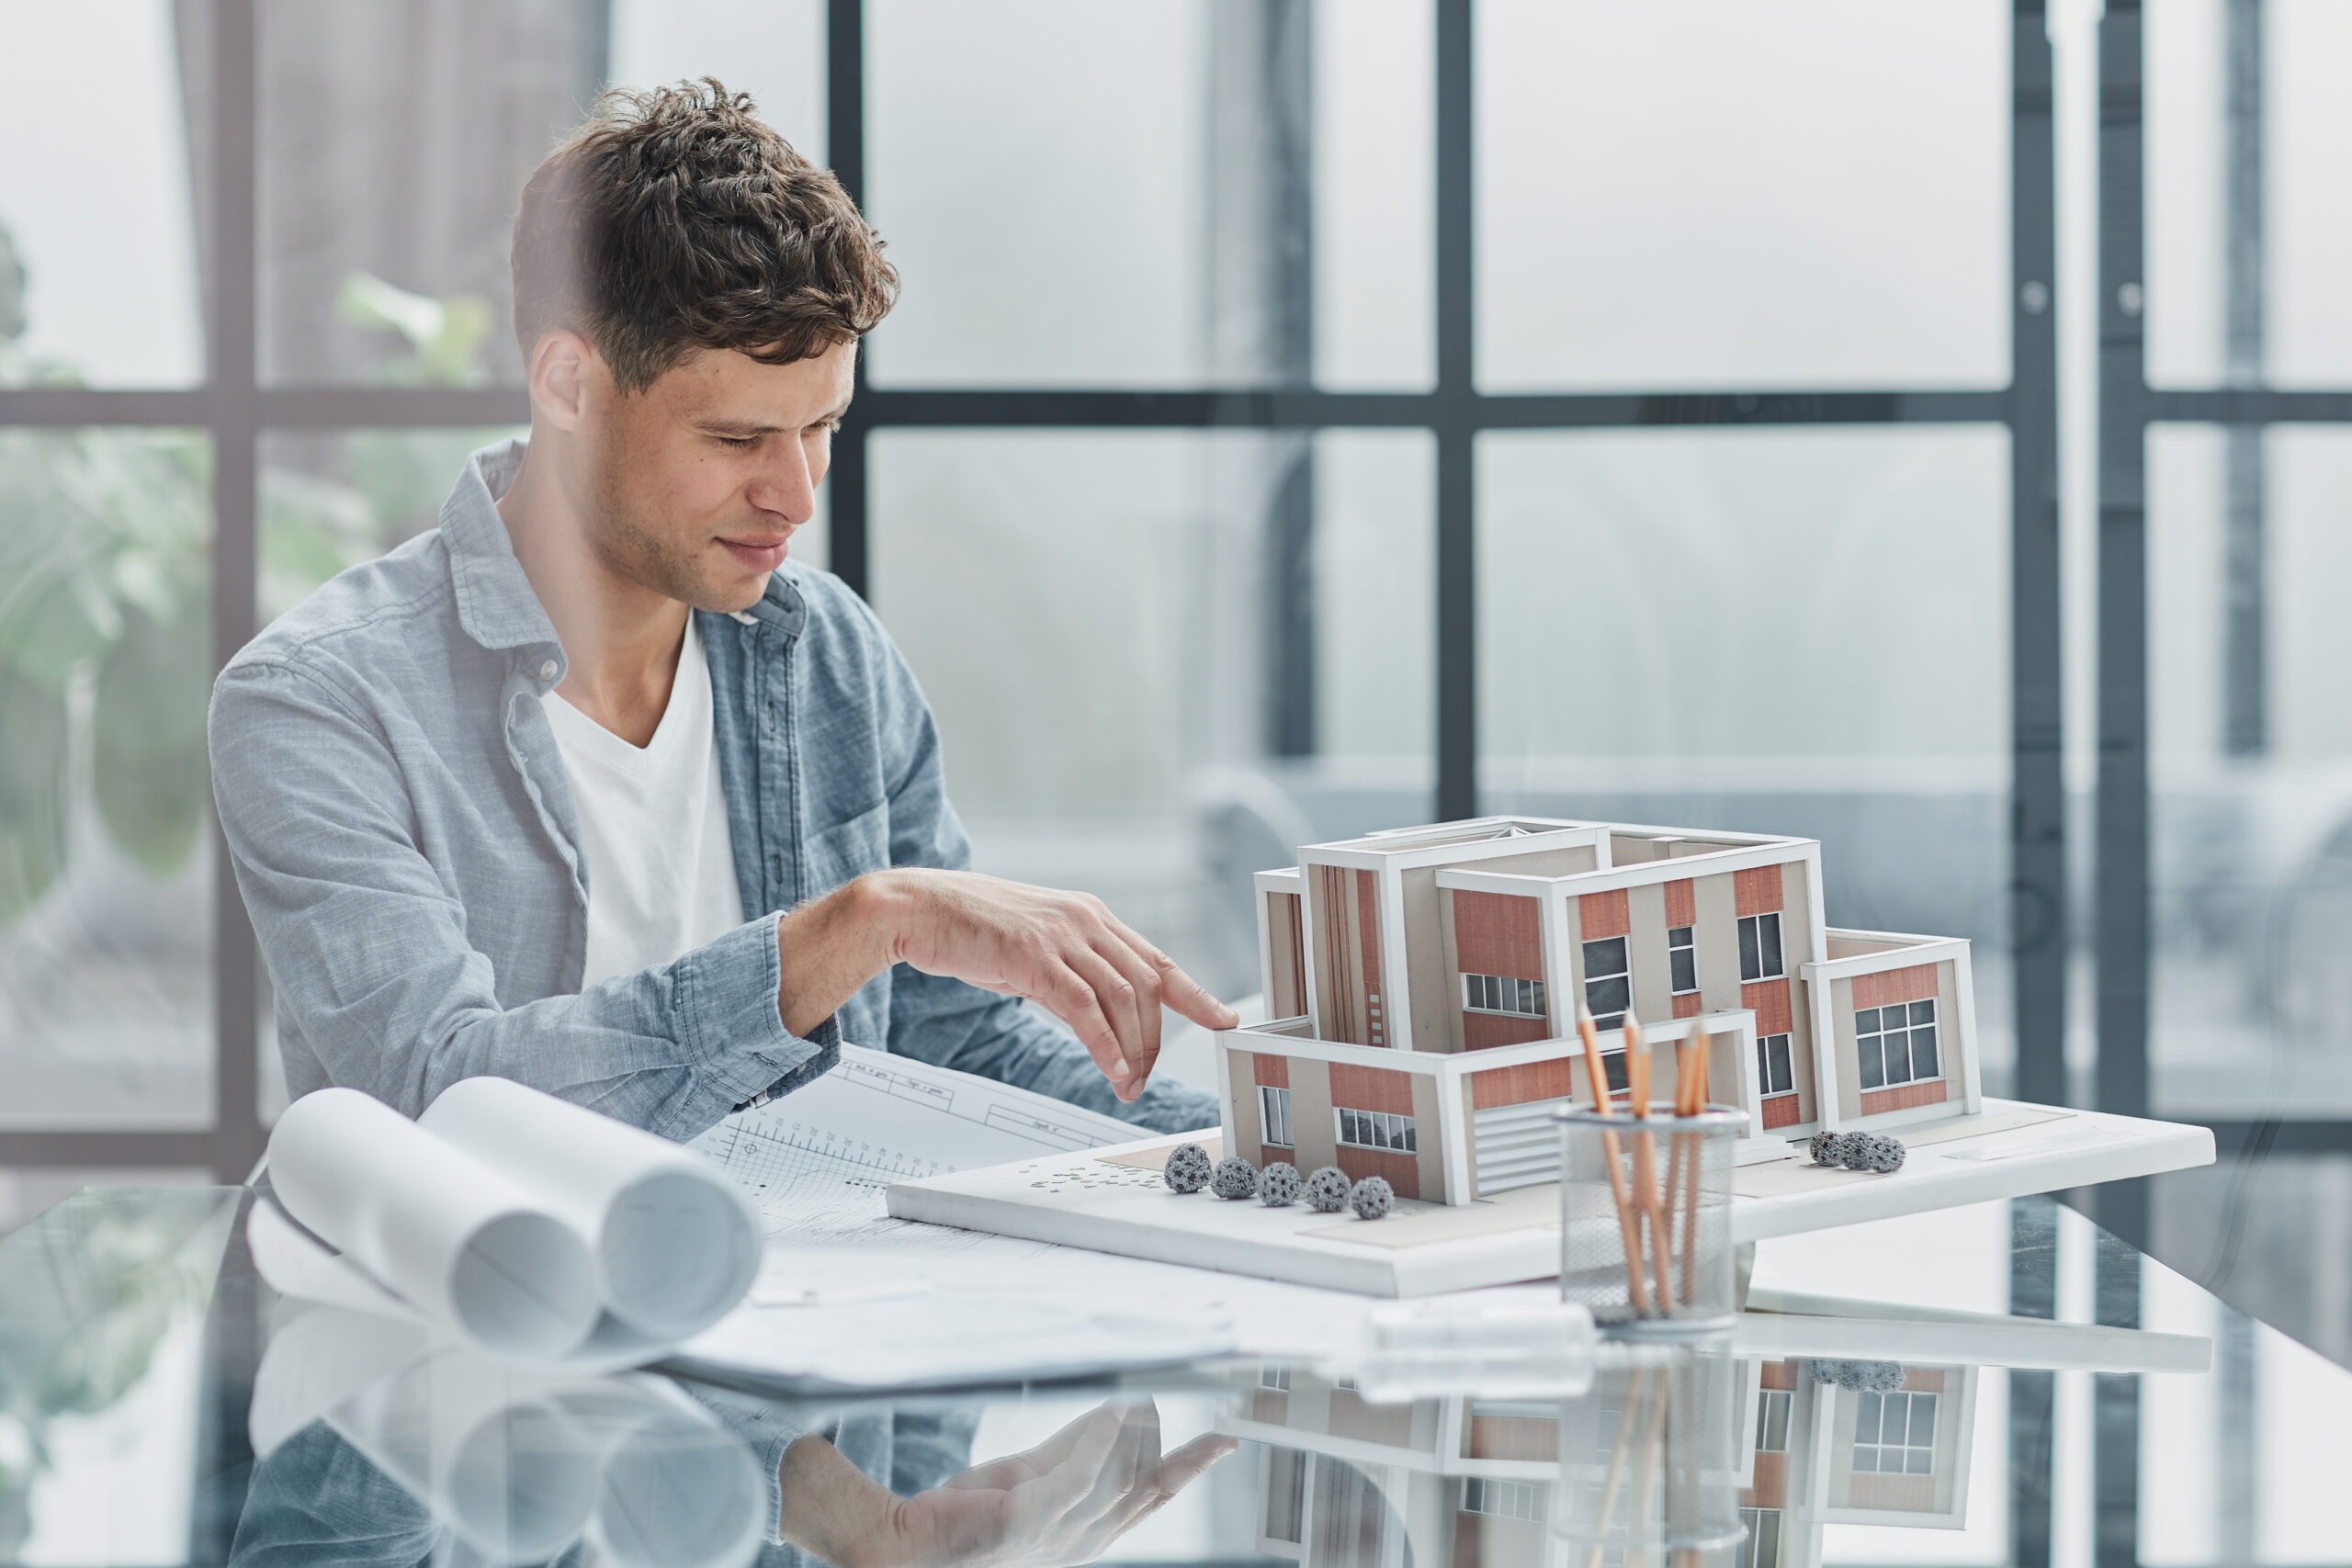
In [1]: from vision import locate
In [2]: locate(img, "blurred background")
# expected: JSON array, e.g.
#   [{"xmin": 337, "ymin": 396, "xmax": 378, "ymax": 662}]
[{"xmin": 4, "ymin": 0, "xmax": 2352, "ymax": 1447}]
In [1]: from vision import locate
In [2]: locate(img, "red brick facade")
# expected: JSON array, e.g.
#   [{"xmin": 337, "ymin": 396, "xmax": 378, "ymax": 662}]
[
  {"xmin": 1853, "ymin": 962, "xmax": 1939, "ymax": 1009},
  {"xmin": 1663, "ymin": 877, "xmax": 1697, "ymax": 928},
  {"xmin": 1860, "ymin": 1079, "xmax": 1949, "ymax": 1116},
  {"xmin": 1468, "ymin": 1057, "xmax": 1573, "ymax": 1108},
  {"xmin": 1578, "ymin": 888, "xmax": 1631, "ymax": 938},
  {"xmin": 1735, "ymin": 864, "xmax": 1785, "ymax": 916},
  {"xmin": 1334, "ymin": 1145, "xmax": 1419, "ymax": 1199},
  {"xmin": 1328, "ymin": 1063, "xmax": 1415, "ymax": 1113}
]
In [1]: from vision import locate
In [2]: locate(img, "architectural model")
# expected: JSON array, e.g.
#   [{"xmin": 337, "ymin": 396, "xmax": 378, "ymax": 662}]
[
  {"xmin": 1217, "ymin": 817, "xmax": 1982, "ymax": 1206},
  {"xmin": 888, "ymin": 815, "xmax": 2213, "ymax": 1296}
]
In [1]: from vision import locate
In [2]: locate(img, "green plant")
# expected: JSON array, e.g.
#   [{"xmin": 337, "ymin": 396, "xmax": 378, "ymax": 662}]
[{"xmin": 0, "ymin": 216, "xmax": 504, "ymax": 929}]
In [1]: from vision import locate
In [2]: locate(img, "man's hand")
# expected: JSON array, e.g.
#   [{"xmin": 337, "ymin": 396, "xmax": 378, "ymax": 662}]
[
  {"xmin": 775, "ymin": 868, "xmax": 1238, "ymax": 1100},
  {"xmin": 777, "ymin": 1404, "xmax": 1234, "ymax": 1568}
]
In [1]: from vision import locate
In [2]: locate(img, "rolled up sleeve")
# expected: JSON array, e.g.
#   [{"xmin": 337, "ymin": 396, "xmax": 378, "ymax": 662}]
[{"xmin": 212, "ymin": 657, "xmax": 831, "ymax": 1138}]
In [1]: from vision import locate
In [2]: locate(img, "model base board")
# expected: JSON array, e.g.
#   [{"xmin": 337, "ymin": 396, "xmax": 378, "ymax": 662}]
[{"xmin": 884, "ymin": 1098, "xmax": 2215, "ymax": 1298}]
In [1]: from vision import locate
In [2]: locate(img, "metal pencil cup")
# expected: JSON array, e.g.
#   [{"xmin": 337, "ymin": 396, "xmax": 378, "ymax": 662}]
[{"xmin": 1555, "ymin": 1105, "xmax": 1746, "ymax": 1338}]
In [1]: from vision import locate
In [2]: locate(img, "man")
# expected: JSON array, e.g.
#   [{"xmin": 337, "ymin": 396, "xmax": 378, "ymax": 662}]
[{"xmin": 209, "ymin": 81, "xmax": 1234, "ymax": 1144}]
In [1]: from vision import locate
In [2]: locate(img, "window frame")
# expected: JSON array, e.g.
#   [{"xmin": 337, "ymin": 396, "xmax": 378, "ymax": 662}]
[
  {"xmin": 1582, "ymin": 935, "xmax": 1631, "ymax": 1028},
  {"xmin": 1856, "ymin": 998, "xmax": 1939, "ymax": 1091},
  {"xmin": 1756, "ymin": 1032, "xmax": 1795, "ymax": 1099},
  {"xmin": 1336, "ymin": 1106, "xmax": 1417, "ymax": 1154},
  {"xmin": 1754, "ymin": 1387, "xmax": 1792, "ymax": 1453},
  {"xmin": 1737, "ymin": 912, "xmax": 1784, "ymax": 983},
  {"xmin": 1668, "ymin": 923, "xmax": 1698, "ymax": 995},
  {"xmin": 1259, "ymin": 1083, "xmax": 1295, "ymax": 1146},
  {"xmin": 1461, "ymin": 970, "xmax": 1545, "ymax": 1019},
  {"xmin": 1852, "ymin": 1388, "xmax": 1939, "ymax": 1476}
]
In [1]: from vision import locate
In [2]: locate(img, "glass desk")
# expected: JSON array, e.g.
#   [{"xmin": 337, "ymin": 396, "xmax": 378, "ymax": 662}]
[{"xmin": 0, "ymin": 1187, "xmax": 2344, "ymax": 1567}]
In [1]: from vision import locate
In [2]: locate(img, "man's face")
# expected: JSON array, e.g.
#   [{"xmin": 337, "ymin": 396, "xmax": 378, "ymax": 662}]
[{"xmin": 576, "ymin": 338, "xmax": 856, "ymax": 614}]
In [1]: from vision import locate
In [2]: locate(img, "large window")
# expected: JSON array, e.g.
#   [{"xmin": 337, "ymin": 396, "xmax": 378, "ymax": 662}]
[
  {"xmin": 1336, "ymin": 1107, "xmax": 1415, "ymax": 1155},
  {"xmin": 1857, "ymin": 1001, "xmax": 1940, "ymax": 1091},
  {"xmin": 1853, "ymin": 1389, "xmax": 1938, "ymax": 1476},
  {"xmin": 1582, "ymin": 936, "xmax": 1630, "ymax": 1028},
  {"xmin": 1462, "ymin": 972, "xmax": 1544, "ymax": 1018},
  {"xmin": 1738, "ymin": 913, "xmax": 1785, "ymax": 984}
]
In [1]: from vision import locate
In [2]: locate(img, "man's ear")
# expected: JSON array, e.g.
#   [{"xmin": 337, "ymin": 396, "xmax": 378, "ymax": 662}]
[{"xmin": 526, "ymin": 329, "xmax": 599, "ymax": 432}]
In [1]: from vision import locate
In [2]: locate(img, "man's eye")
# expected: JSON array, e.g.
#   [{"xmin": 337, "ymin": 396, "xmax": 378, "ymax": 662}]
[
  {"xmin": 716, "ymin": 434, "xmax": 760, "ymax": 450},
  {"xmin": 809, "ymin": 420, "xmax": 841, "ymax": 436}
]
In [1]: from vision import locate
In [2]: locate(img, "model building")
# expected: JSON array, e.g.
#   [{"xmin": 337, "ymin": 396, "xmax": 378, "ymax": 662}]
[{"xmin": 1216, "ymin": 818, "xmax": 1984, "ymax": 1206}]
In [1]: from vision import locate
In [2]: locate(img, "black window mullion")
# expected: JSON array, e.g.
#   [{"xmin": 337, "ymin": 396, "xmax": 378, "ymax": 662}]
[
  {"xmin": 209, "ymin": 0, "xmax": 266, "ymax": 1185},
  {"xmin": 1433, "ymin": 0, "xmax": 1476, "ymax": 822},
  {"xmin": 2012, "ymin": 0, "xmax": 2067, "ymax": 1111}
]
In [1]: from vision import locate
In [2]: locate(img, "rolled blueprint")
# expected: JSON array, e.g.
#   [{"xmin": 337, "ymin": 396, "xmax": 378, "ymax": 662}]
[
  {"xmin": 267, "ymin": 1089, "xmax": 604, "ymax": 1362},
  {"xmin": 419, "ymin": 1076, "xmax": 762, "ymax": 1344}
]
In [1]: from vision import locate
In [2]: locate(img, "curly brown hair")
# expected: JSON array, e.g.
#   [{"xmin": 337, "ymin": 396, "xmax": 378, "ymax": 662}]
[{"xmin": 511, "ymin": 79, "xmax": 898, "ymax": 393}]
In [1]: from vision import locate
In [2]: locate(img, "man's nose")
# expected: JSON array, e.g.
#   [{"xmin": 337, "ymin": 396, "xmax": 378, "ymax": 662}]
[{"xmin": 746, "ymin": 443, "xmax": 815, "ymax": 523}]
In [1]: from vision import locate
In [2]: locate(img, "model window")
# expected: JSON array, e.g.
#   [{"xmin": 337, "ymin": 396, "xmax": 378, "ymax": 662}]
[
  {"xmin": 1462, "ymin": 972, "xmax": 1546, "ymax": 1019},
  {"xmin": 1754, "ymin": 1388, "xmax": 1791, "ymax": 1453},
  {"xmin": 1259, "ymin": 1085, "xmax": 1295, "ymax": 1146},
  {"xmin": 1461, "ymin": 1477, "xmax": 1546, "ymax": 1523},
  {"xmin": 1853, "ymin": 1389, "xmax": 1937, "ymax": 1475},
  {"xmin": 1583, "ymin": 936, "xmax": 1630, "ymax": 1027},
  {"xmin": 1737, "ymin": 912, "xmax": 1783, "ymax": 982},
  {"xmin": 1336, "ymin": 1107, "xmax": 1417, "ymax": 1154},
  {"xmin": 1855, "ymin": 999, "xmax": 1939, "ymax": 1090},
  {"xmin": 1756, "ymin": 1033, "xmax": 1794, "ymax": 1098},
  {"xmin": 1263, "ymin": 1448, "xmax": 1306, "ymax": 1545},
  {"xmin": 1737, "ymin": 1508, "xmax": 1783, "ymax": 1568},
  {"xmin": 1668, "ymin": 924, "xmax": 1698, "ymax": 994}
]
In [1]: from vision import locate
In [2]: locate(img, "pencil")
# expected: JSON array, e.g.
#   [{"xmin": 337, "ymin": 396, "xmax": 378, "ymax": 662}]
[
  {"xmin": 1624, "ymin": 1012, "xmax": 1673, "ymax": 1313},
  {"xmin": 1577, "ymin": 1007, "xmax": 1652, "ymax": 1317},
  {"xmin": 1676, "ymin": 1027, "xmax": 1708, "ymax": 1303}
]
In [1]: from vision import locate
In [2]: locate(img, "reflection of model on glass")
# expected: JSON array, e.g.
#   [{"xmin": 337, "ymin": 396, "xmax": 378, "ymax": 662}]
[{"xmin": 1217, "ymin": 817, "xmax": 1983, "ymax": 1207}]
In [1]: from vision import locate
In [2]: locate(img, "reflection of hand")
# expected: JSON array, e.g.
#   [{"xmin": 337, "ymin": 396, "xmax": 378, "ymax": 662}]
[{"xmin": 779, "ymin": 1402, "xmax": 1235, "ymax": 1568}]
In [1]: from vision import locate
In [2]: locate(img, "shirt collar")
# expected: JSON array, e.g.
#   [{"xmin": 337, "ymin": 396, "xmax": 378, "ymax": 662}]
[{"xmin": 441, "ymin": 437, "xmax": 808, "ymax": 657}]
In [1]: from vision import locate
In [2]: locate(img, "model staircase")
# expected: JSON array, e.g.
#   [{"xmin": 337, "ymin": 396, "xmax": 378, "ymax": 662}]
[{"xmin": 1471, "ymin": 1100, "xmax": 1568, "ymax": 1196}]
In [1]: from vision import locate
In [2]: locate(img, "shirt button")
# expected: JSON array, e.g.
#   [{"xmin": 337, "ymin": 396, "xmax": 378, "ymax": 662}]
[{"xmin": 539, "ymin": 660, "xmax": 558, "ymax": 681}]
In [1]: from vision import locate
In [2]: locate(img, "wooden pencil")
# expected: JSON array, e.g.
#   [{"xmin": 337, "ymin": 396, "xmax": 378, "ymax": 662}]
[
  {"xmin": 1581, "ymin": 1364, "xmax": 1645, "ymax": 1568},
  {"xmin": 1676, "ymin": 1028, "xmax": 1708, "ymax": 1304},
  {"xmin": 1577, "ymin": 1007, "xmax": 1652, "ymax": 1316},
  {"xmin": 1624, "ymin": 1012, "xmax": 1674, "ymax": 1313}
]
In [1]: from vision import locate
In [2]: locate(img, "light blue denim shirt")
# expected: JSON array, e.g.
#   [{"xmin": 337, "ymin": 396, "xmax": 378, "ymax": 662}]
[{"xmin": 209, "ymin": 439, "xmax": 1214, "ymax": 1140}]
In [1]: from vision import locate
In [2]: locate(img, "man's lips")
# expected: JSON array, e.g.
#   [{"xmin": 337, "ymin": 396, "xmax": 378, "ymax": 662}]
[{"xmin": 718, "ymin": 536, "xmax": 789, "ymax": 571}]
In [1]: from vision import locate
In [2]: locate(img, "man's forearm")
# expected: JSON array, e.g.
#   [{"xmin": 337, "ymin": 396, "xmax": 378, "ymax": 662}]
[
  {"xmin": 775, "ymin": 1432, "xmax": 901, "ymax": 1568},
  {"xmin": 774, "ymin": 874, "xmax": 903, "ymax": 1038}
]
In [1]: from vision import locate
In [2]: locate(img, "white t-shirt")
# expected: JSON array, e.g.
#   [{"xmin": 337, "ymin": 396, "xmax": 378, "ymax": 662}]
[{"xmin": 543, "ymin": 616, "xmax": 748, "ymax": 988}]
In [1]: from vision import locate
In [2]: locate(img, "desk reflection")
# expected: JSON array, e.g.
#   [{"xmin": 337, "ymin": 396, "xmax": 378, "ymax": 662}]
[{"xmin": 1222, "ymin": 1296, "xmax": 2209, "ymax": 1568}]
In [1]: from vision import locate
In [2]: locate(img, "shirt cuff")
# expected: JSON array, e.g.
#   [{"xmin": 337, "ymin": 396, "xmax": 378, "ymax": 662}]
[{"xmin": 674, "ymin": 911, "xmax": 839, "ymax": 1111}]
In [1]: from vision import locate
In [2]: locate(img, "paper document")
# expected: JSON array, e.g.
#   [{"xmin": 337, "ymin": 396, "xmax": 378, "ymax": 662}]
[
  {"xmin": 677, "ymin": 1291, "xmax": 1235, "ymax": 1393},
  {"xmin": 689, "ymin": 1044, "xmax": 1141, "ymax": 1242}
]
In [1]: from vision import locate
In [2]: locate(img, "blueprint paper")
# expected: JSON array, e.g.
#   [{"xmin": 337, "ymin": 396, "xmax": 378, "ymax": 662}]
[{"xmin": 688, "ymin": 1043, "xmax": 1142, "ymax": 1240}]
